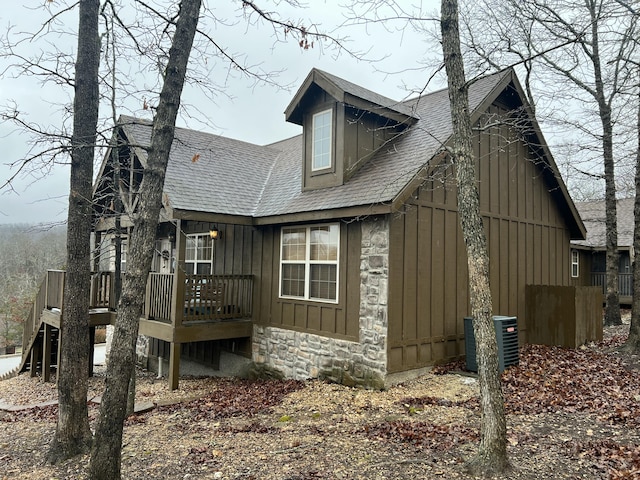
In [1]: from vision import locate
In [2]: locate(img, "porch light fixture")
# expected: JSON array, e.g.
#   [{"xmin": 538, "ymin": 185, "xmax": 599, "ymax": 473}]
[{"xmin": 209, "ymin": 227, "xmax": 220, "ymax": 240}]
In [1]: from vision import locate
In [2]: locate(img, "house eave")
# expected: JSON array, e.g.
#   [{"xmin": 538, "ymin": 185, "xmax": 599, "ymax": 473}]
[
  {"xmin": 253, "ymin": 204, "xmax": 392, "ymax": 225},
  {"xmin": 169, "ymin": 208, "xmax": 255, "ymax": 226}
]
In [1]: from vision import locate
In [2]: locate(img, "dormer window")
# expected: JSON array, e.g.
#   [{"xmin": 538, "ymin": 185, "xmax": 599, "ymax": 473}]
[{"xmin": 312, "ymin": 109, "xmax": 332, "ymax": 171}]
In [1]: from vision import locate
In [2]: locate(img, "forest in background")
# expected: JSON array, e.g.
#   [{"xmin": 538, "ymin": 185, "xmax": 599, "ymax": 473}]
[{"xmin": 0, "ymin": 223, "xmax": 66, "ymax": 352}]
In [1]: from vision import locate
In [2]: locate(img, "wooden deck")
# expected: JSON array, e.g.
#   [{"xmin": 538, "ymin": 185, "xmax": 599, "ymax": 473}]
[
  {"xmin": 590, "ymin": 272, "xmax": 633, "ymax": 305},
  {"xmin": 17, "ymin": 270, "xmax": 254, "ymax": 389}
]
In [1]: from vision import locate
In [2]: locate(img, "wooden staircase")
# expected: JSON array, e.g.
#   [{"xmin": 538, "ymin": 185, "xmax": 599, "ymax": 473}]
[{"xmin": 1, "ymin": 271, "xmax": 64, "ymax": 382}]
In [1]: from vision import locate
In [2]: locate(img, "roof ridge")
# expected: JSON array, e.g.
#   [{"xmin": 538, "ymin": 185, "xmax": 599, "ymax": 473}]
[{"xmin": 398, "ymin": 68, "xmax": 512, "ymax": 107}]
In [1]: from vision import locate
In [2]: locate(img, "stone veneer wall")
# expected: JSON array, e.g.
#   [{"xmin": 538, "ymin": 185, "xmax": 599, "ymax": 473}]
[
  {"xmin": 105, "ymin": 325, "xmax": 150, "ymax": 366},
  {"xmin": 252, "ymin": 217, "xmax": 389, "ymax": 388}
]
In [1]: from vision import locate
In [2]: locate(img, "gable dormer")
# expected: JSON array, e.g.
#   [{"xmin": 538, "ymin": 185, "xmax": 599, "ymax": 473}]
[{"xmin": 285, "ymin": 69, "xmax": 418, "ymax": 191}]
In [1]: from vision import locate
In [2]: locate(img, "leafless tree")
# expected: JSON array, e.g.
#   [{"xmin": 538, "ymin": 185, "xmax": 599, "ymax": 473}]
[
  {"xmin": 620, "ymin": 0, "xmax": 640, "ymax": 352},
  {"xmin": 44, "ymin": 0, "xmax": 101, "ymax": 464},
  {"xmin": 88, "ymin": 2, "xmax": 202, "ymax": 477},
  {"xmin": 626, "ymin": 73, "xmax": 640, "ymax": 352},
  {"xmin": 440, "ymin": 0, "xmax": 509, "ymax": 474},
  {"xmin": 459, "ymin": 0, "xmax": 639, "ymax": 326}
]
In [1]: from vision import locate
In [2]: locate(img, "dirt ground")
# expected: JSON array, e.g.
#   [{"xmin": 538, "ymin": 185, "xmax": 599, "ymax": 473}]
[{"xmin": 1, "ymin": 322, "xmax": 639, "ymax": 480}]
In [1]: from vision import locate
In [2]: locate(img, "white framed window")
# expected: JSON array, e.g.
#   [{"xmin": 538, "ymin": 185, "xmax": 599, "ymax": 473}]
[
  {"xmin": 571, "ymin": 249, "xmax": 579, "ymax": 278},
  {"xmin": 311, "ymin": 109, "xmax": 332, "ymax": 171},
  {"xmin": 98, "ymin": 235, "xmax": 127, "ymax": 272},
  {"xmin": 280, "ymin": 224, "xmax": 339, "ymax": 302},
  {"xmin": 186, "ymin": 233, "xmax": 213, "ymax": 274}
]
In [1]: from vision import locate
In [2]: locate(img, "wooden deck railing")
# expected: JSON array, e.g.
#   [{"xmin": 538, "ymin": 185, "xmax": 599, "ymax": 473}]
[
  {"xmin": 180, "ymin": 274, "xmax": 253, "ymax": 323},
  {"xmin": 146, "ymin": 273, "xmax": 174, "ymax": 321},
  {"xmin": 90, "ymin": 271, "xmax": 118, "ymax": 309},
  {"xmin": 89, "ymin": 271, "xmax": 253, "ymax": 324},
  {"xmin": 45, "ymin": 270, "xmax": 65, "ymax": 309},
  {"xmin": 22, "ymin": 270, "xmax": 64, "ymax": 353},
  {"xmin": 590, "ymin": 272, "xmax": 633, "ymax": 297}
]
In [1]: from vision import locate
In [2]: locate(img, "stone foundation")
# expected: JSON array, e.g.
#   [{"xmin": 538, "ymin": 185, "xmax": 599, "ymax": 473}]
[
  {"xmin": 136, "ymin": 334, "xmax": 150, "ymax": 364},
  {"xmin": 104, "ymin": 325, "xmax": 149, "ymax": 366},
  {"xmin": 252, "ymin": 217, "xmax": 389, "ymax": 388},
  {"xmin": 105, "ymin": 325, "xmax": 114, "ymax": 360}
]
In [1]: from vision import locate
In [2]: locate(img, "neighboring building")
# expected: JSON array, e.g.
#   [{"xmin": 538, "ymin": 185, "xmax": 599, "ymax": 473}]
[
  {"xmin": 19, "ymin": 68, "xmax": 592, "ymax": 388},
  {"xmin": 571, "ymin": 198, "xmax": 634, "ymax": 304}
]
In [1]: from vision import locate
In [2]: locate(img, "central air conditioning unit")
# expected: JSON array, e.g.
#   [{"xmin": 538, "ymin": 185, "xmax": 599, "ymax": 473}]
[{"xmin": 464, "ymin": 316, "xmax": 519, "ymax": 373}]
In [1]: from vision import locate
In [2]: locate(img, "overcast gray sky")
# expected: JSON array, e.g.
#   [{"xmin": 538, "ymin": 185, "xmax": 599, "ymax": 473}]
[{"xmin": 0, "ymin": 0, "xmax": 442, "ymax": 225}]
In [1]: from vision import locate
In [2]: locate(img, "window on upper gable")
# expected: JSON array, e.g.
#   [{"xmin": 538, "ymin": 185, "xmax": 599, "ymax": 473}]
[{"xmin": 311, "ymin": 109, "xmax": 332, "ymax": 171}]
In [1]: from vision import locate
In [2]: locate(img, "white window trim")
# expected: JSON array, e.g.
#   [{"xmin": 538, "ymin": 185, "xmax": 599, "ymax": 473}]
[
  {"xmin": 571, "ymin": 249, "xmax": 579, "ymax": 278},
  {"xmin": 120, "ymin": 240, "xmax": 127, "ymax": 272},
  {"xmin": 311, "ymin": 109, "xmax": 333, "ymax": 172},
  {"xmin": 280, "ymin": 223, "xmax": 340, "ymax": 303},
  {"xmin": 186, "ymin": 233, "xmax": 213, "ymax": 275}
]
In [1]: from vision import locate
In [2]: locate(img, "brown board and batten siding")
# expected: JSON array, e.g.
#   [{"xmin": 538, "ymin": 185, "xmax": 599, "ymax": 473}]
[
  {"xmin": 181, "ymin": 221, "xmax": 256, "ymax": 276},
  {"xmin": 387, "ymin": 102, "xmax": 573, "ymax": 373},
  {"xmin": 252, "ymin": 221, "xmax": 361, "ymax": 341}
]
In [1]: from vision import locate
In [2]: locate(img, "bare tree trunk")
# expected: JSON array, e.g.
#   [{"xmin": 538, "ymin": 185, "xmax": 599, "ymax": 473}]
[
  {"xmin": 624, "ymin": 82, "xmax": 640, "ymax": 351},
  {"xmin": 89, "ymin": 1, "xmax": 201, "ymax": 478},
  {"xmin": 47, "ymin": 0, "xmax": 100, "ymax": 464},
  {"xmin": 440, "ymin": 0, "xmax": 509, "ymax": 475},
  {"xmin": 587, "ymin": 2, "xmax": 621, "ymax": 326},
  {"xmin": 594, "ymin": 73, "xmax": 622, "ymax": 325}
]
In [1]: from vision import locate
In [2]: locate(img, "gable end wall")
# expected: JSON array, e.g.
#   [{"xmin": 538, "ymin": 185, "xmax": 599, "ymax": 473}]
[{"xmin": 387, "ymin": 102, "xmax": 573, "ymax": 373}]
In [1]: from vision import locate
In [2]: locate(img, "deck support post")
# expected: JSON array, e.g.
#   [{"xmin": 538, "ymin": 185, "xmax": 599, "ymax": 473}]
[
  {"xmin": 30, "ymin": 337, "xmax": 41, "ymax": 378},
  {"xmin": 42, "ymin": 323, "xmax": 52, "ymax": 382},
  {"xmin": 168, "ymin": 342, "xmax": 181, "ymax": 391},
  {"xmin": 56, "ymin": 325, "xmax": 62, "ymax": 386},
  {"xmin": 171, "ymin": 219, "xmax": 186, "ymax": 330},
  {"xmin": 88, "ymin": 326, "xmax": 95, "ymax": 377}
]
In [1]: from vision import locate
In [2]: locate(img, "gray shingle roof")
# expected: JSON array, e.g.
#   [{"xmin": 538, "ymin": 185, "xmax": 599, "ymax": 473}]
[
  {"xmin": 114, "ymin": 68, "xmax": 554, "ymax": 223},
  {"xmin": 256, "ymin": 71, "xmax": 505, "ymax": 217},
  {"xmin": 119, "ymin": 116, "xmax": 280, "ymax": 217},
  {"xmin": 314, "ymin": 69, "xmax": 418, "ymax": 119},
  {"xmin": 573, "ymin": 198, "xmax": 634, "ymax": 248}
]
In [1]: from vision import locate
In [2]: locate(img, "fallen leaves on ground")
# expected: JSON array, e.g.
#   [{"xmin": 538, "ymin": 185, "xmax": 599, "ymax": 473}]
[
  {"xmin": 502, "ymin": 343, "xmax": 640, "ymax": 425},
  {"xmin": 425, "ymin": 333, "xmax": 640, "ymax": 479},
  {"xmin": 363, "ymin": 421, "xmax": 479, "ymax": 450},
  {"xmin": 157, "ymin": 378, "xmax": 304, "ymax": 419},
  {"xmin": 572, "ymin": 440, "xmax": 640, "ymax": 480},
  {"xmin": 3, "ymin": 326, "xmax": 640, "ymax": 479}
]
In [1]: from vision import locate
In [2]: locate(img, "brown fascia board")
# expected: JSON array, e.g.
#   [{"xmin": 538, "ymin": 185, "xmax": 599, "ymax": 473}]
[
  {"xmin": 170, "ymin": 204, "xmax": 392, "ymax": 226},
  {"xmin": 253, "ymin": 203, "xmax": 392, "ymax": 226},
  {"xmin": 343, "ymin": 93, "xmax": 418, "ymax": 127},
  {"xmin": 169, "ymin": 208, "xmax": 255, "ymax": 226},
  {"xmin": 284, "ymin": 69, "xmax": 319, "ymax": 125}
]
